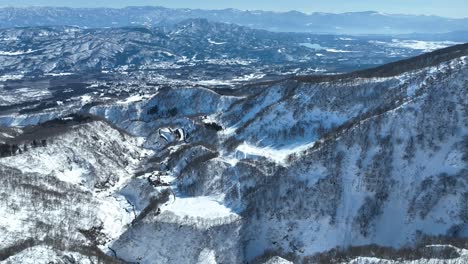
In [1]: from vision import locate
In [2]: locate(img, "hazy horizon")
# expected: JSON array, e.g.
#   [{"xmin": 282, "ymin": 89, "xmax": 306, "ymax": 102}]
[{"xmin": 1, "ymin": 0, "xmax": 467, "ymax": 18}]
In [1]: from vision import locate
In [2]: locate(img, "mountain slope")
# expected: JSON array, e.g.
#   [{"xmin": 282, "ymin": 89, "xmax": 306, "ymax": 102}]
[
  {"xmin": 0, "ymin": 44, "xmax": 466, "ymax": 263},
  {"xmin": 0, "ymin": 118, "xmax": 148, "ymax": 263},
  {"xmin": 2, "ymin": 22, "xmax": 456, "ymax": 77}
]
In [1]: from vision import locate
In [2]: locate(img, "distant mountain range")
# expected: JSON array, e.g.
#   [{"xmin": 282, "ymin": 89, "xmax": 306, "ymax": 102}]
[
  {"xmin": 1, "ymin": 6, "xmax": 468, "ymax": 34},
  {"xmin": 1, "ymin": 19, "xmax": 463, "ymax": 78}
]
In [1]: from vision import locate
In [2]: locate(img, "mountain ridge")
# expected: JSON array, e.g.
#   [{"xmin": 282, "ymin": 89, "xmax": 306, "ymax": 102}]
[
  {"xmin": 0, "ymin": 12, "xmax": 467, "ymax": 264},
  {"xmin": 1, "ymin": 6, "xmax": 468, "ymax": 34},
  {"xmin": 0, "ymin": 44, "xmax": 466, "ymax": 263}
]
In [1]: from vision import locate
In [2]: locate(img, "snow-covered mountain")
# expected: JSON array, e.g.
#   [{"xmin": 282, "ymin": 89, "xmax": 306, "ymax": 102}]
[
  {"xmin": 0, "ymin": 21, "xmax": 463, "ymax": 80},
  {"xmin": 0, "ymin": 40, "xmax": 466, "ymax": 263},
  {"xmin": 1, "ymin": 6, "xmax": 468, "ymax": 35}
]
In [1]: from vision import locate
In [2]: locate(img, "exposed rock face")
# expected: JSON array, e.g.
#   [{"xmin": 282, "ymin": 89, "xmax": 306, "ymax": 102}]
[{"xmin": 0, "ymin": 45, "xmax": 467, "ymax": 263}]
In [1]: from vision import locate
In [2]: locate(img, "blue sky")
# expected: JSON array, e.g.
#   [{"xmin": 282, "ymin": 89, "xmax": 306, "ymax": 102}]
[{"xmin": 2, "ymin": 0, "xmax": 467, "ymax": 18}]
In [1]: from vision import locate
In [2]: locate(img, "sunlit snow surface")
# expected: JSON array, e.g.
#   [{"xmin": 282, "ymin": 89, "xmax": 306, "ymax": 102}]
[
  {"xmin": 117, "ymin": 94, "xmax": 153, "ymax": 104},
  {"xmin": 0, "ymin": 74, "xmax": 24, "ymax": 82},
  {"xmin": 345, "ymin": 246, "xmax": 468, "ymax": 264},
  {"xmin": 207, "ymin": 38, "xmax": 226, "ymax": 45},
  {"xmin": 164, "ymin": 196, "xmax": 237, "ymax": 219},
  {"xmin": 0, "ymin": 86, "xmax": 52, "ymax": 106},
  {"xmin": 0, "ymin": 49, "xmax": 37, "ymax": 56},
  {"xmin": 197, "ymin": 73, "xmax": 266, "ymax": 86},
  {"xmin": 235, "ymin": 141, "xmax": 315, "ymax": 165},
  {"xmin": 299, "ymin": 42, "xmax": 357, "ymax": 53},
  {"xmin": 373, "ymin": 39, "xmax": 461, "ymax": 52}
]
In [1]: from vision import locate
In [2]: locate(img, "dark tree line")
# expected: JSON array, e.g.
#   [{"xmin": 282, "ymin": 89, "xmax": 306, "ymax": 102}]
[{"xmin": 0, "ymin": 139, "xmax": 47, "ymax": 157}]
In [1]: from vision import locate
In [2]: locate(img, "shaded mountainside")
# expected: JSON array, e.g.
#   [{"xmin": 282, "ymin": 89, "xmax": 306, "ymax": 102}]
[{"xmin": 0, "ymin": 44, "xmax": 467, "ymax": 263}]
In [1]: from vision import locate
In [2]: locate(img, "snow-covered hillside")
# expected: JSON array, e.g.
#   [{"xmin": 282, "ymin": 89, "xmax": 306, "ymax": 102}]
[
  {"xmin": 0, "ymin": 44, "xmax": 467, "ymax": 263},
  {"xmin": 0, "ymin": 24, "xmax": 459, "ymax": 78}
]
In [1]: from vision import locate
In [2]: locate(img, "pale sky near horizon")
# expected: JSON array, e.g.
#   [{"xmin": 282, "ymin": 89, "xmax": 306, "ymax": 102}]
[{"xmin": 1, "ymin": 0, "xmax": 467, "ymax": 18}]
